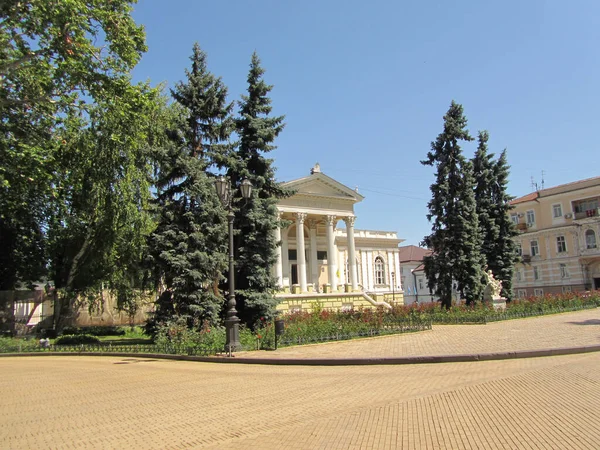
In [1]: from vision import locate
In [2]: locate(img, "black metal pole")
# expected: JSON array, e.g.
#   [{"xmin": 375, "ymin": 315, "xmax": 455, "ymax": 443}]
[{"xmin": 225, "ymin": 209, "xmax": 240, "ymax": 353}]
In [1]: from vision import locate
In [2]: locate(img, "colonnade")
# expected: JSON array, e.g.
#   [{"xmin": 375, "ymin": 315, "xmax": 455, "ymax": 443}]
[{"xmin": 274, "ymin": 212, "xmax": 358, "ymax": 293}]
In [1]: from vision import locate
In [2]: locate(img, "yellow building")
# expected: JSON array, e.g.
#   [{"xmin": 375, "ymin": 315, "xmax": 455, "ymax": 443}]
[{"xmin": 510, "ymin": 176, "xmax": 600, "ymax": 297}]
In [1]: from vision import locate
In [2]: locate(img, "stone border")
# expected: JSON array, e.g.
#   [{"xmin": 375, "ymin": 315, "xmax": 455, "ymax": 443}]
[{"xmin": 3, "ymin": 344, "xmax": 600, "ymax": 366}]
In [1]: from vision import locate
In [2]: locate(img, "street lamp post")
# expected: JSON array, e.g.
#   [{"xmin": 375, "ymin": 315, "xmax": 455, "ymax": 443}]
[
  {"xmin": 215, "ymin": 176, "xmax": 253, "ymax": 354},
  {"xmin": 391, "ymin": 272, "xmax": 396, "ymax": 304}
]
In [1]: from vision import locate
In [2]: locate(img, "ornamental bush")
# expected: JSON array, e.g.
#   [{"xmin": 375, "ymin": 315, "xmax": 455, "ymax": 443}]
[{"xmin": 54, "ymin": 334, "xmax": 101, "ymax": 345}]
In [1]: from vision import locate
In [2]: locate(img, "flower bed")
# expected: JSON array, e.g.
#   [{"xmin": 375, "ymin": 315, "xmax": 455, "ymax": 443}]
[
  {"xmin": 254, "ymin": 307, "xmax": 432, "ymax": 350},
  {"xmin": 392, "ymin": 290, "xmax": 600, "ymax": 324}
]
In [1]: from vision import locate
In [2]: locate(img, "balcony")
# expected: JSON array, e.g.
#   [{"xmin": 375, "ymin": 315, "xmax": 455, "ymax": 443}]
[
  {"xmin": 574, "ymin": 208, "xmax": 600, "ymax": 220},
  {"xmin": 521, "ymin": 254, "xmax": 531, "ymax": 263},
  {"xmin": 516, "ymin": 222, "xmax": 528, "ymax": 231}
]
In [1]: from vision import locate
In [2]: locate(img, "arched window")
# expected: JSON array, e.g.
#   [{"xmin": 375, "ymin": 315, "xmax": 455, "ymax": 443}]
[
  {"xmin": 374, "ymin": 256, "xmax": 385, "ymax": 285},
  {"xmin": 586, "ymin": 229, "xmax": 597, "ymax": 249}
]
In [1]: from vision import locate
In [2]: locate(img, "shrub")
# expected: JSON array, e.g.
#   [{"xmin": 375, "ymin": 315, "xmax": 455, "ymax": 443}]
[
  {"xmin": 153, "ymin": 318, "xmax": 228, "ymax": 354},
  {"xmin": 61, "ymin": 326, "xmax": 126, "ymax": 337},
  {"xmin": 54, "ymin": 334, "xmax": 101, "ymax": 345},
  {"xmin": 0, "ymin": 337, "xmax": 40, "ymax": 352}
]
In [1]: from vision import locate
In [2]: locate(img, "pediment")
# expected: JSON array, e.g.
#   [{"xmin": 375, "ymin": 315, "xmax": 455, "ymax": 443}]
[{"xmin": 283, "ymin": 172, "xmax": 364, "ymax": 203}]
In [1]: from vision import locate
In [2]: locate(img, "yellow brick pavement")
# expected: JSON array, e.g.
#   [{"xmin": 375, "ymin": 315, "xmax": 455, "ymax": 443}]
[
  {"xmin": 237, "ymin": 307, "xmax": 600, "ymax": 360},
  {"xmin": 2, "ymin": 308, "xmax": 600, "ymax": 449},
  {"xmin": 1, "ymin": 354, "xmax": 600, "ymax": 449}
]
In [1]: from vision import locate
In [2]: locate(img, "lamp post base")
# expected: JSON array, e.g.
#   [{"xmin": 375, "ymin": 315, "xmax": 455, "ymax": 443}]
[{"xmin": 224, "ymin": 318, "xmax": 241, "ymax": 354}]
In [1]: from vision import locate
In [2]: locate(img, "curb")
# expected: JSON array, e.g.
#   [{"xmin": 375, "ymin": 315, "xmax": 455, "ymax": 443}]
[{"xmin": 3, "ymin": 344, "xmax": 600, "ymax": 366}]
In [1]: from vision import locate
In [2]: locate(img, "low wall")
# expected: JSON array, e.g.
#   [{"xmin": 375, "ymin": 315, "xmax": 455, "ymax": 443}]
[{"xmin": 276, "ymin": 292, "xmax": 404, "ymax": 313}]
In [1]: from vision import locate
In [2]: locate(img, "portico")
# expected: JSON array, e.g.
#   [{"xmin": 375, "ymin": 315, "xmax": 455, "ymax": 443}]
[{"xmin": 274, "ymin": 164, "xmax": 404, "ymax": 312}]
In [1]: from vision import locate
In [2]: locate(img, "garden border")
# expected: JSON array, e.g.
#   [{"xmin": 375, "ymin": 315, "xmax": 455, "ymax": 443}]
[{"xmin": 3, "ymin": 344, "xmax": 600, "ymax": 366}]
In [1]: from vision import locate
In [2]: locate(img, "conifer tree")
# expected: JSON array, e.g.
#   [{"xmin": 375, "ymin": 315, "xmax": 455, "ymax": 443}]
[
  {"xmin": 421, "ymin": 101, "xmax": 486, "ymax": 308},
  {"xmin": 225, "ymin": 52, "xmax": 287, "ymax": 326},
  {"xmin": 489, "ymin": 150, "xmax": 519, "ymax": 299},
  {"xmin": 473, "ymin": 131, "xmax": 498, "ymax": 265},
  {"xmin": 147, "ymin": 44, "xmax": 232, "ymax": 331}
]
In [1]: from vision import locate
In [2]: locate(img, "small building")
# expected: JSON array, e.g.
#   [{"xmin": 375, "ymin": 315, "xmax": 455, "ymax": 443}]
[
  {"xmin": 275, "ymin": 164, "xmax": 404, "ymax": 312},
  {"xmin": 510, "ymin": 176, "xmax": 600, "ymax": 297},
  {"xmin": 398, "ymin": 245, "xmax": 435, "ymax": 305}
]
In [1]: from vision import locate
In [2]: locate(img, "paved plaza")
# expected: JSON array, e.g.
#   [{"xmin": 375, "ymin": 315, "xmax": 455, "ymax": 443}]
[
  {"xmin": 2, "ymin": 309, "xmax": 600, "ymax": 449},
  {"xmin": 237, "ymin": 307, "xmax": 600, "ymax": 361}
]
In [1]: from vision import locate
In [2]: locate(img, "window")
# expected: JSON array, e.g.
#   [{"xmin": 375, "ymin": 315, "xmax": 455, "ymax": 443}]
[
  {"xmin": 526, "ymin": 210, "xmax": 535, "ymax": 225},
  {"xmin": 516, "ymin": 269, "xmax": 524, "ymax": 282},
  {"xmin": 534, "ymin": 288, "xmax": 544, "ymax": 297},
  {"xmin": 517, "ymin": 289, "xmax": 527, "ymax": 298},
  {"xmin": 511, "ymin": 213, "xmax": 519, "ymax": 225},
  {"xmin": 530, "ymin": 240, "xmax": 539, "ymax": 257},
  {"xmin": 586, "ymin": 229, "xmax": 597, "ymax": 249},
  {"xmin": 317, "ymin": 250, "xmax": 328, "ymax": 260},
  {"xmin": 288, "ymin": 249, "xmax": 297, "ymax": 260},
  {"xmin": 533, "ymin": 266, "xmax": 539, "ymax": 280},
  {"xmin": 374, "ymin": 256, "xmax": 385, "ymax": 285},
  {"xmin": 418, "ymin": 278, "xmax": 424, "ymax": 290},
  {"xmin": 552, "ymin": 204, "xmax": 563, "ymax": 218},
  {"xmin": 560, "ymin": 263, "xmax": 570, "ymax": 279},
  {"xmin": 516, "ymin": 242, "xmax": 522, "ymax": 256},
  {"xmin": 573, "ymin": 198, "xmax": 599, "ymax": 214},
  {"xmin": 562, "ymin": 286, "xmax": 572, "ymax": 294},
  {"xmin": 556, "ymin": 236, "xmax": 567, "ymax": 253}
]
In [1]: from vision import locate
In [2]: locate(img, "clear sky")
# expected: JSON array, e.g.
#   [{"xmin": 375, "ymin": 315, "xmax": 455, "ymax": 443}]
[{"xmin": 131, "ymin": 0, "xmax": 599, "ymax": 246}]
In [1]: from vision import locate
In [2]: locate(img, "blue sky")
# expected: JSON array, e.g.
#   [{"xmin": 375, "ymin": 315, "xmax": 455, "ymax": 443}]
[{"xmin": 131, "ymin": 0, "xmax": 599, "ymax": 246}]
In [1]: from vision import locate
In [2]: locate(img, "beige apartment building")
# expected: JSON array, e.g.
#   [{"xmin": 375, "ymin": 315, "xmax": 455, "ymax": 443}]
[{"xmin": 510, "ymin": 176, "xmax": 600, "ymax": 297}]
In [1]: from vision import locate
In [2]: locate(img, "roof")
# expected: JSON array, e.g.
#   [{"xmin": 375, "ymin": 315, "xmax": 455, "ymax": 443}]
[
  {"xmin": 510, "ymin": 176, "xmax": 600, "ymax": 205},
  {"xmin": 282, "ymin": 163, "xmax": 365, "ymax": 203},
  {"xmin": 398, "ymin": 245, "xmax": 432, "ymax": 263}
]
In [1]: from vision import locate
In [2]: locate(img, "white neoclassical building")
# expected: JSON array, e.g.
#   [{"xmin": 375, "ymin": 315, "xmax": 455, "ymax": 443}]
[{"xmin": 274, "ymin": 164, "xmax": 405, "ymax": 313}]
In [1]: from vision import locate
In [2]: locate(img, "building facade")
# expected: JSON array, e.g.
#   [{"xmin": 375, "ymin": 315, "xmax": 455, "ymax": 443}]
[
  {"xmin": 398, "ymin": 245, "xmax": 435, "ymax": 305},
  {"xmin": 510, "ymin": 176, "xmax": 600, "ymax": 297},
  {"xmin": 274, "ymin": 164, "xmax": 404, "ymax": 312}
]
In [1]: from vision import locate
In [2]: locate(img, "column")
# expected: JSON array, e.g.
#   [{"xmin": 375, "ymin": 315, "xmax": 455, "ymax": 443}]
[
  {"xmin": 344, "ymin": 216, "xmax": 358, "ymax": 291},
  {"xmin": 274, "ymin": 213, "xmax": 283, "ymax": 287},
  {"xmin": 308, "ymin": 220, "xmax": 319, "ymax": 292},
  {"xmin": 282, "ymin": 226, "xmax": 289, "ymax": 288},
  {"xmin": 325, "ymin": 215, "xmax": 338, "ymax": 291},
  {"xmin": 296, "ymin": 212, "xmax": 308, "ymax": 292}
]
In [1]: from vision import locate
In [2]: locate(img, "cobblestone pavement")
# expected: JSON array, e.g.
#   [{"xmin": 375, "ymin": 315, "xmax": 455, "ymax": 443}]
[
  {"xmin": 2, "ymin": 353, "xmax": 600, "ymax": 449},
  {"xmin": 237, "ymin": 308, "xmax": 600, "ymax": 360}
]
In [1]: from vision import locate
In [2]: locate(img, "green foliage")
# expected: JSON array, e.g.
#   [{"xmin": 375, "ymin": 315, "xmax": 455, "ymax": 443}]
[
  {"xmin": 0, "ymin": 337, "xmax": 40, "ymax": 352},
  {"xmin": 54, "ymin": 334, "xmax": 101, "ymax": 345},
  {"xmin": 147, "ymin": 44, "xmax": 231, "ymax": 330},
  {"xmin": 253, "ymin": 308, "xmax": 431, "ymax": 349},
  {"xmin": 153, "ymin": 318, "xmax": 229, "ymax": 353},
  {"xmin": 225, "ymin": 52, "xmax": 288, "ymax": 326},
  {"xmin": 60, "ymin": 326, "xmax": 126, "ymax": 337},
  {"xmin": 472, "ymin": 133, "xmax": 519, "ymax": 300},
  {"xmin": 421, "ymin": 101, "xmax": 485, "ymax": 307},
  {"xmin": 0, "ymin": 0, "xmax": 148, "ymax": 290}
]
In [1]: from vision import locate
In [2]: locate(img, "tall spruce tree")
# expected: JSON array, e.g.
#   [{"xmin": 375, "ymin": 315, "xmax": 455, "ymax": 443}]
[
  {"xmin": 472, "ymin": 132, "xmax": 518, "ymax": 299},
  {"xmin": 225, "ymin": 52, "xmax": 287, "ymax": 326},
  {"xmin": 473, "ymin": 131, "xmax": 498, "ymax": 266},
  {"xmin": 147, "ymin": 44, "xmax": 232, "ymax": 331},
  {"xmin": 421, "ymin": 101, "xmax": 486, "ymax": 308},
  {"xmin": 489, "ymin": 150, "xmax": 519, "ymax": 299}
]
